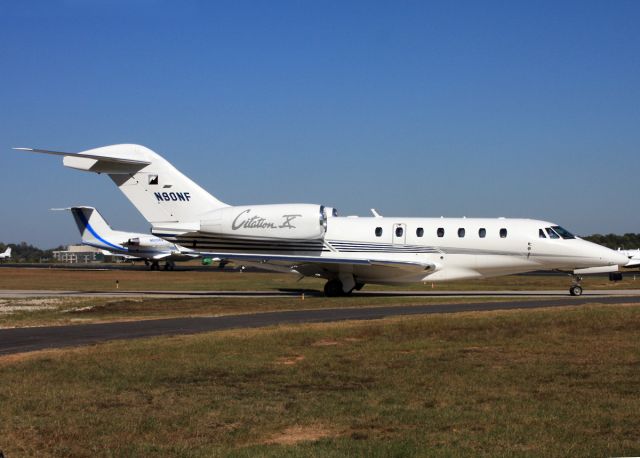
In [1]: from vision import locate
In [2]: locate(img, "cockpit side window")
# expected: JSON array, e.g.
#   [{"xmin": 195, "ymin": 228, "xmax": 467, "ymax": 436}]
[
  {"xmin": 551, "ymin": 226, "xmax": 575, "ymax": 239},
  {"xmin": 539, "ymin": 229, "xmax": 546, "ymax": 238},
  {"xmin": 545, "ymin": 227, "xmax": 560, "ymax": 239}
]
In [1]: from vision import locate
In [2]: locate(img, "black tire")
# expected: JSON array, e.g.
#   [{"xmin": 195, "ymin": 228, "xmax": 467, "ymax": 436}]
[
  {"xmin": 324, "ymin": 279, "xmax": 344, "ymax": 297},
  {"xmin": 354, "ymin": 282, "xmax": 365, "ymax": 291},
  {"xmin": 569, "ymin": 285, "xmax": 583, "ymax": 296}
]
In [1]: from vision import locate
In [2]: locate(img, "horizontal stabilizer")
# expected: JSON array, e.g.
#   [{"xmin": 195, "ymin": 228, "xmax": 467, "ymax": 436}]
[
  {"xmin": 14, "ymin": 148, "xmax": 151, "ymax": 165},
  {"xmin": 14, "ymin": 146, "xmax": 151, "ymax": 174}
]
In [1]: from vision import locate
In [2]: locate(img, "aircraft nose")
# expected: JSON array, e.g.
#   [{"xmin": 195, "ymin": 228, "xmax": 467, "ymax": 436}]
[{"xmin": 582, "ymin": 241, "xmax": 630, "ymax": 267}]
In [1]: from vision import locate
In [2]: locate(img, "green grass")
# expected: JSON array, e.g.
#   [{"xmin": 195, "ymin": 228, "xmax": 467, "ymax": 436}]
[{"xmin": 1, "ymin": 304, "xmax": 639, "ymax": 456}]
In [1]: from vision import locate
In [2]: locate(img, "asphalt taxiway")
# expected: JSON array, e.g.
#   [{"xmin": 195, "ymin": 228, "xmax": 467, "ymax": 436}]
[{"xmin": 1, "ymin": 294, "xmax": 640, "ymax": 356}]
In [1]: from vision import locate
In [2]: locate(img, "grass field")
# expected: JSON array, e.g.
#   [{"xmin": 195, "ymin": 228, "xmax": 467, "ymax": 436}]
[
  {"xmin": 1, "ymin": 304, "xmax": 639, "ymax": 456},
  {"xmin": 0, "ymin": 267, "xmax": 639, "ymax": 292}
]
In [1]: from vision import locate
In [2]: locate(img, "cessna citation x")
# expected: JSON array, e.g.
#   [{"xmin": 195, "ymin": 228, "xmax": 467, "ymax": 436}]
[
  {"xmin": 58, "ymin": 206, "xmax": 199, "ymax": 270},
  {"xmin": 16, "ymin": 144, "xmax": 628, "ymax": 296}
]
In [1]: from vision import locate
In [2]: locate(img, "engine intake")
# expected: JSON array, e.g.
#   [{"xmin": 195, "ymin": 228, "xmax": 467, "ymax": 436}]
[{"xmin": 124, "ymin": 236, "xmax": 169, "ymax": 248}]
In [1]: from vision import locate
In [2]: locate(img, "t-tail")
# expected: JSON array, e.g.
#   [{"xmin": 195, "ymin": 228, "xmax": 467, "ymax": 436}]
[
  {"xmin": 69, "ymin": 206, "xmax": 118, "ymax": 247},
  {"xmin": 15, "ymin": 144, "xmax": 228, "ymax": 225}
]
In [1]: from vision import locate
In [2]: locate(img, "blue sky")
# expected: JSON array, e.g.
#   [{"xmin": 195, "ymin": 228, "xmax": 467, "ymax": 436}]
[{"xmin": 1, "ymin": 1, "xmax": 639, "ymax": 247}]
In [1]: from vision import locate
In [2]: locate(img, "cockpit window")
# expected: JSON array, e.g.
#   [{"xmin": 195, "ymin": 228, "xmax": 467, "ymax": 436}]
[
  {"xmin": 551, "ymin": 226, "xmax": 575, "ymax": 239},
  {"xmin": 539, "ymin": 229, "xmax": 546, "ymax": 238},
  {"xmin": 545, "ymin": 227, "xmax": 560, "ymax": 239}
]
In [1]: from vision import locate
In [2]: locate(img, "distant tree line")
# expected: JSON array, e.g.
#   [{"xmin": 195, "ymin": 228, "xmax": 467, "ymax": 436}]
[
  {"xmin": 0, "ymin": 242, "xmax": 65, "ymax": 262},
  {"xmin": 583, "ymin": 233, "xmax": 640, "ymax": 250}
]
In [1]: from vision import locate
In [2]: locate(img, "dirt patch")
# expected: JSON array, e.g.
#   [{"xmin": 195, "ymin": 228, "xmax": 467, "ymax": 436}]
[
  {"xmin": 264, "ymin": 424, "xmax": 337, "ymax": 445},
  {"xmin": 311, "ymin": 339, "xmax": 340, "ymax": 347},
  {"xmin": 276, "ymin": 355, "xmax": 306, "ymax": 366},
  {"xmin": 343, "ymin": 337, "xmax": 363, "ymax": 342}
]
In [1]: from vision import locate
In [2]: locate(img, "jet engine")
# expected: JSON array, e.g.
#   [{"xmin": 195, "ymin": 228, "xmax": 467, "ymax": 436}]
[
  {"xmin": 200, "ymin": 204, "xmax": 327, "ymax": 240},
  {"xmin": 124, "ymin": 236, "xmax": 170, "ymax": 248}
]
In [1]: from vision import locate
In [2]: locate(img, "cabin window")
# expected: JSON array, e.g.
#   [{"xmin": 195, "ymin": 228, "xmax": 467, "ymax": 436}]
[
  {"xmin": 437, "ymin": 227, "xmax": 445, "ymax": 237},
  {"xmin": 416, "ymin": 227, "xmax": 424, "ymax": 237},
  {"xmin": 545, "ymin": 227, "xmax": 560, "ymax": 239},
  {"xmin": 552, "ymin": 226, "xmax": 575, "ymax": 239},
  {"xmin": 500, "ymin": 228, "xmax": 508, "ymax": 238},
  {"xmin": 395, "ymin": 226, "xmax": 404, "ymax": 237},
  {"xmin": 479, "ymin": 228, "xmax": 486, "ymax": 238},
  {"xmin": 539, "ymin": 229, "xmax": 546, "ymax": 238},
  {"xmin": 375, "ymin": 227, "xmax": 383, "ymax": 237},
  {"xmin": 458, "ymin": 228, "xmax": 465, "ymax": 238}
]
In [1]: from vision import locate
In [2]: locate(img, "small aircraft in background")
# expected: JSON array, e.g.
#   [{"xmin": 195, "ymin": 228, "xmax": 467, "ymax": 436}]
[
  {"xmin": 58, "ymin": 206, "xmax": 201, "ymax": 270},
  {"xmin": 0, "ymin": 247, "xmax": 11, "ymax": 261},
  {"xmin": 619, "ymin": 248, "xmax": 640, "ymax": 269}
]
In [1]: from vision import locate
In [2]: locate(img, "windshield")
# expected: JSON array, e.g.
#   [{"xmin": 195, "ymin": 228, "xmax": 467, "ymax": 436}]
[{"xmin": 551, "ymin": 226, "xmax": 575, "ymax": 239}]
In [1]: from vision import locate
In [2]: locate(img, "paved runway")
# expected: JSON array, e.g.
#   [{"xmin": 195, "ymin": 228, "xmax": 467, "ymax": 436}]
[
  {"xmin": 1, "ymin": 295, "xmax": 640, "ymax": 356},
  {"xmin": 3, "ymin": 289, "xmax": 640, "ymax": 299}
]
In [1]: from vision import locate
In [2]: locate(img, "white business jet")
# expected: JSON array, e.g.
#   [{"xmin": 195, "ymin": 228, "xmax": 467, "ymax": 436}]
[
  {"xmin": 0, "ymin": 247, "xmax": 11, "ymax": 261},
  {"xmin": 58, "ymin": 206, "xmax": 199, "ymax": 270},
  {"xmin": 16, "ymin": 145, "xmax": 629, "ymax": 296}
]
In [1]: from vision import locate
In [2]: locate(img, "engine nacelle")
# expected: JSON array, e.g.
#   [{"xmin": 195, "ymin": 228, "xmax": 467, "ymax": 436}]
[
  {"xmin": 200, "ymin": 204, "xmax": 327, "ymax": 240},
  {"xmin": 124, "ymin": 236, "xmax": 169, "ymax": 248}
]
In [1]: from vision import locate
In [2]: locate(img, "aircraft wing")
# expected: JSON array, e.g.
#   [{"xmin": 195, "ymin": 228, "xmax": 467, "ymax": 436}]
[
  {"xmin": 152, "ymin": 253, "xmax": 173, "ymax": 260},
  {"xmin": 624, "ymin": 259, "xmax": 640, "ymax": 268},
  {"xmin": 151, "ymin": 251, "xmax": 200, "ymax": 261},
  {"xmin": 191, "ymin": 250, "xmax": 435, "ymax": 277}
]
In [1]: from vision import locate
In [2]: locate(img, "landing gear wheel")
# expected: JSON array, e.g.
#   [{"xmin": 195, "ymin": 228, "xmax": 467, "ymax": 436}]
[
  {"xmin": 324, "ymin": 279, "xmax": 344, "ymax": 297},
  {"xmin": 354, "ymin": 282, "xmax": 365, "ymax": 291},
  {"xmin": 569, "ymin": 285, "xmax": 583, "ymax": 296}
]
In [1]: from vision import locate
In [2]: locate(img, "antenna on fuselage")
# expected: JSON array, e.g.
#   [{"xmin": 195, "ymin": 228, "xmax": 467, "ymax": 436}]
[{"xmin": 370, "ymin": 208, "xmax": 382, "ymax": 218}]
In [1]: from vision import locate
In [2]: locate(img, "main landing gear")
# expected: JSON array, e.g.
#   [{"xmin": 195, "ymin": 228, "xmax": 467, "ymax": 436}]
[
  {"xmin": 569, "ymin": 275, "xmax": 583, "ymax": 296},
  {"xmin": 323, "ymin": 277, "xmax": 365, "ymax": 297},
  {"xmin": 145, "ymin": 260, "xmax": 175, "ymax": 271}
]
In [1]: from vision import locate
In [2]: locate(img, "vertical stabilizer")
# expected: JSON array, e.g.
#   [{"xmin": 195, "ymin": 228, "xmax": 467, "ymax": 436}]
[
  {"xmin": 15, "ymin": 144, "xmax": 229, "ymax": 225},
  {"xmin": 70, "ymin": 207, "xmax": 116, "ymax": 247},
  {"xmin": 95, "ymin": 144, "xmax": 227, "ymax": 224}
]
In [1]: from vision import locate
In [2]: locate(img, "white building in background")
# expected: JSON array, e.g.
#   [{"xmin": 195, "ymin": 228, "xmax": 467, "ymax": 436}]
[{"xmin": 53, "ymin": 244, "xmax": 103, "ymax": 263}]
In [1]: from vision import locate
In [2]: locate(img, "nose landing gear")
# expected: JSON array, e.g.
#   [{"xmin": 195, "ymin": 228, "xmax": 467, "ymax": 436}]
[
  {"xmin": 323, "ymin": 275, "xmax": 362, "ymax": 297},
  {"xmin": 569, "ymin": 275, "xmax": 583, "ymax": 296}
]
